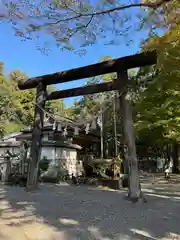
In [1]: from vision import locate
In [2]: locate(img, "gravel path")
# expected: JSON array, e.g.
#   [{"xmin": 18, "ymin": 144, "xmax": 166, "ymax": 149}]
[{"xmin": 0, "ymin": 178, "xmax": 180, "ymax": 240}]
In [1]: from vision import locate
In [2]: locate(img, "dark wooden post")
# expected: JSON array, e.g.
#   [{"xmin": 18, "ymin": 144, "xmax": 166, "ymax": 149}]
[
  {"xmin": 26, "ymin": 82, "xmax": 47, "ymax": 190},
  {"xmin": 116, "ymin": 71, "xmax": 141, "ymax": 201}
]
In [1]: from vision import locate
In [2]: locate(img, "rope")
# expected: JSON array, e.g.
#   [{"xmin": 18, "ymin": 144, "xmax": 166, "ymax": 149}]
[{"xmin": 34, "ymin": 89, "xmax": 123, "ymax": 131}]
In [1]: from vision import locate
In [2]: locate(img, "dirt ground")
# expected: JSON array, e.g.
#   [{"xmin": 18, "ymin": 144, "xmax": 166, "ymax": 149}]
[{"xmin": 0, "ymin": 174, "xmax": 180, "ymax": 240}]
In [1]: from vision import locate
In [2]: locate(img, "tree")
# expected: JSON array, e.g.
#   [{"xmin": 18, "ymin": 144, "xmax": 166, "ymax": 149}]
[
  {"xmin": 0, "ymin": 64, "xmax": 66, "ymax": 137},
  {"xmin": 0, "ymin": 0, "xmax": 172, "ymax": 52},
  {"xmin": 46, "ymin": 86, "xmax": 65, "ymax": 116},
  {"xmin": 134, "ymin": 13, "xmax": 180, "ymax": 171},
  {"xmin": 122, "ymin": 0, "xmax": 179, "ymax": 173},
  {"xmin": 0, "ymin": 79, "xmax": 13, "ymax": 136},
  {"xmin": 139, "ymin": 0, "xmax": 179, "ymax": 37}
]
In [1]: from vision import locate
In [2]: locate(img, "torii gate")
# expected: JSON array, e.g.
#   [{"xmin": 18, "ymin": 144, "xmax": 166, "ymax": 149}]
[{"xmin": 18, "ymin": 50, "xmax": 157, "ymax": 201}]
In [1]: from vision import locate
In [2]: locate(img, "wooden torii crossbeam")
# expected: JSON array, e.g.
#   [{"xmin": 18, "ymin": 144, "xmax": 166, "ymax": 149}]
[
  {"xmin": 18, "ymin": 51, "xmax": 156, "ymax": 90},
  {"xmin": 18, "ymin": 50, "xmax": 157, "ymax": 201},
  {"xmin": 47, "ymin": 81, "xmax": 118, "ymax": 100}
]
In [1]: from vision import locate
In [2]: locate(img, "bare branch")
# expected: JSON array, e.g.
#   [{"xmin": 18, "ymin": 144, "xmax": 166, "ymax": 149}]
[
  {"xmin": 48, "ymin": 0, "xmax": 172, "ymax": 25},
  {"xmin": 73, "ymin": 15, "xmax": 94, "ymax": 34}
]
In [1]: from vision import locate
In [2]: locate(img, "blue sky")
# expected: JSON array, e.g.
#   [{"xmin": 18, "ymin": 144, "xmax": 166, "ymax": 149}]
[{"xmin": 0, "ymin": 21, "xmax": 144, "ymax": 106}]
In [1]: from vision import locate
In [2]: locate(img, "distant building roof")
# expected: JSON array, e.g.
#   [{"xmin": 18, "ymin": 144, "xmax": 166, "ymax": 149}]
[
  {"xmin": 2, "ymin": 132, "xmax": 22, "ymax": 141},
  {"xmin": 0, "ymin": 140, "xmax": 81, "ymax": 150},
  {"xmin": 0, "ymin": 141, "xmax": 21, "ymax": 147},
  {"xmin": 1, "ymin": 118, "xmax": 99, "ymax": 146}
]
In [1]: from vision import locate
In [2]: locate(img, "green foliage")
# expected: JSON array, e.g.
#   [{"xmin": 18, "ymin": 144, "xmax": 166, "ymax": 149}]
[
  {"xmin": 46, "ymin": 86, "xmax": 65, "ymax": 115},
  {"xmin": 135, "ymin": 24, "xmax": 180, "ymax": 144},
  {"xmin": 0, "ymin": 64, "xmax": 65, "ymax": 138},
  {"xmin": 69, "ymin": 18, "xmax": 180, "ymax": 157},
  {"xmin": 70, "ymin": 68, "xmax": 121, "ymax": 155}
]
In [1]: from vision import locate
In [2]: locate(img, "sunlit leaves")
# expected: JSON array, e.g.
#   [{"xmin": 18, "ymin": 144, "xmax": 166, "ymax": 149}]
[
  {"xmin": 135, "ymin": 22, "xmax": 180, "ymax": 144},
  {"xmin": 0, "ymin": 65, "xmax": 65, "ymax": 137},
  {"xmin": 1, "ymin": 0, "xmax": 171, "ymax": 53}
]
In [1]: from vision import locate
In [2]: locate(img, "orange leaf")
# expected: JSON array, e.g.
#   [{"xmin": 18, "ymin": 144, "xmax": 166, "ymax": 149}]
[
  {"xmin": 15, "ymin": 31, "xmax": 24, "ymax": 36},
  {"xmin": 15, "ymin": 12, "xmax": 24, "ymax": 19}
]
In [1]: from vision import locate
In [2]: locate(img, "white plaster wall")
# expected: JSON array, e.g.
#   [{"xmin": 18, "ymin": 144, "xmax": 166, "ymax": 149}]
[
  {"xmin": 41, "ymin": 147, "xmax": 55, "ymax": 160},
  {"xmin": 42, "ymin": 134, "xmax": 49, "ymax": 141},
  {"xmin": 0, "ymin": 145, "xmax": 81, "ymax": 177},
  {"xmin": 41, "ymin": 147, "xmax": 77, "ymax": 160},
  {"xmin": 40, "ymin": 146, "xmax": 79, "ymax": 176}
]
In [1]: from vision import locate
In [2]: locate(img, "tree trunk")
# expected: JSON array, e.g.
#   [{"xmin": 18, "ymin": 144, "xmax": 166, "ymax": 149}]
[
  {"xmin": 172, "ymin": 142, "xmax": 180, "ymax": 173},
  {"xmin": 122, "ymin": 143, "xmax": 129, "ymax": 175},
  {"xmin": 26, "ymin": 83, "xmax": 47, "ymax": 190},
  {"xmin": 117, "ymin": 71, "xmax": 141, "ymax": 202}
]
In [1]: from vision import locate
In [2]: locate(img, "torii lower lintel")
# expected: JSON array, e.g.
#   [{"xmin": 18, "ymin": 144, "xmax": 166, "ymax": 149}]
[{"xmin": 47, "ymin": 81, "xmax": 119, "ymax": 100}]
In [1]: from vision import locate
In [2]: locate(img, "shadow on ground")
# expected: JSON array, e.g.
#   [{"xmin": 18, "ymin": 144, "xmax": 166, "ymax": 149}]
[{"xmin": 0, "ymin": 180, "xmax": 180, "ymax": 240}]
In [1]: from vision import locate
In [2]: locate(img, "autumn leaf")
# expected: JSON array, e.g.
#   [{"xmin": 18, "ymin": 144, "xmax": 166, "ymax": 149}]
[
  {"xmin": 15, "ymin": 12, "xmax": 24, "ymax": 19},
  {"xmin": 15, "ymin": 31, "xmax": 24, "ymax": 37}
]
